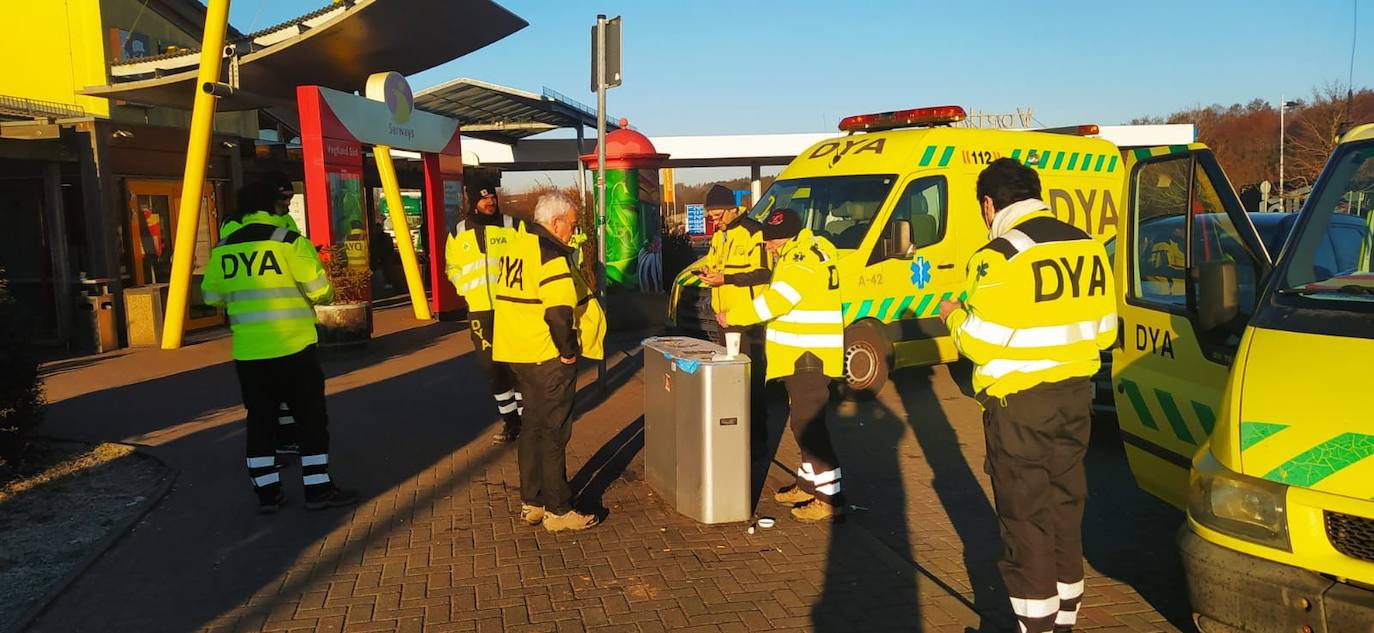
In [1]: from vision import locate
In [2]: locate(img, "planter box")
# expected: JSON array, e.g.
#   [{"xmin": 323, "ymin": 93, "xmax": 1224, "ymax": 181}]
[{"xmin": 315, "ymin": 302, "xmax": 372, "ymax": 349}]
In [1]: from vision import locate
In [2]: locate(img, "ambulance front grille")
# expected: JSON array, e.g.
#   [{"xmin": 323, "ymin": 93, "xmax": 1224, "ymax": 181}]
[{"xmin": 1325, "ymin": 511, "xmax": 1374, "ymax": 564}]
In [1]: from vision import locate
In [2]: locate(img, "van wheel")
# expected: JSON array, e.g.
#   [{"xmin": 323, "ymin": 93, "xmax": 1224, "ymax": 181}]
[{"xmin": 841, "ymin": 320, "xmax": 889, "ymax": 401}]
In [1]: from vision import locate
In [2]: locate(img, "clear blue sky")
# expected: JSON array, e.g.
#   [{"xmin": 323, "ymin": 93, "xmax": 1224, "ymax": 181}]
[{"xmin": 227, "ymin": 0, "xmax": 1369, "ymax": 186}]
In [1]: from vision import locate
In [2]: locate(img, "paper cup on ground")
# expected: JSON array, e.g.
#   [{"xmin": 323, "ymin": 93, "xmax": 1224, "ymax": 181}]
[{"xmin": 725, "ymin": 332, "xmax": 741, "ymax": 357}]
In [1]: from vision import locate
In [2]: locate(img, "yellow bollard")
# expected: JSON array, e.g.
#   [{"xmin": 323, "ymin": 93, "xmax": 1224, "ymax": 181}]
[
  {"xmin": 161, "ymin": 0, "xmax": 232, "ymax": 349},
  {"xmin": 374, "ymin": 145, "xmax": 432, "ymax": 321}
]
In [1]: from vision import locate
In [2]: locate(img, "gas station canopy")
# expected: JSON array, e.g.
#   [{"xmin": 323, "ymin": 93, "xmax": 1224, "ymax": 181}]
[
  {"xmin": 81, "ymin": 0, "xmax": 528, "ymax": 111},
  {"xmin": 414, "ymin": 78, "xmax": 621, "ymax": 145}
]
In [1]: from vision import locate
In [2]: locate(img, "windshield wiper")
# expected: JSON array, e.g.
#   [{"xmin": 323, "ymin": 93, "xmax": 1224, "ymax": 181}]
[{"xmin": 1277, "ymin": 284, "xmax": 1374, "ymax": 296}]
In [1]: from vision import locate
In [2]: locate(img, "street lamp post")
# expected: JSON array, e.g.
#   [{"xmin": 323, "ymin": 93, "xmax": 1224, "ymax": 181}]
[{"xmin": 1279, "ymin": 97, "xmax": 1301, "ymax": 211}]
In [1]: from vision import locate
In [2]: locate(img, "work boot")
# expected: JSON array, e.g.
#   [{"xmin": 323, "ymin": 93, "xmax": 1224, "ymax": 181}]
[
  {"xmin": 542, "ymin": 509, "xmax": 599, "ymax": 532},
  {"xmin": 790, "ymin": 498, "xmax": 842, "ymax": 523},
  {"xmin": 519, "ymin": 504, "xmax": 545, "ymax": 526},
  {"xmin": 258, "ymin": 489, "xmax": 285, "ymax": 515},
  {"xmin": 491, "ymin": 427, "xmax": 519, "ymax": 444},
  {"xmin": 305, "ymin": 485, "xmax": 359, "ymax": 511},
  {"xmin": 774, "ymin": 484, "xmax": 814, "ymax": 505}
]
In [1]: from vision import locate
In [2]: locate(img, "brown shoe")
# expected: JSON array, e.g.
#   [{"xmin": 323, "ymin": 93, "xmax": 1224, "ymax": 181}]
[
  {"xmin": 519, "ymin": 504, "xmax": 545, "ymax": 526},
  {"xmin": 790, "ymin": 498, "xmax": 842, "ymax": 522},
  {"xmin": 774, "ymin": 484, "xmax": 814, "ymax": 505},
  {"xmin": 542, "ymin": 509, "xmax": 599, "ymax": 532}
]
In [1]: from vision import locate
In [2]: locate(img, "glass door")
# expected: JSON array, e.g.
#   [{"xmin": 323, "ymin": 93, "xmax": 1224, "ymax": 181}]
[{"xmin": 125, "ymin": 180, "xmax": 223, "ymax": 330}]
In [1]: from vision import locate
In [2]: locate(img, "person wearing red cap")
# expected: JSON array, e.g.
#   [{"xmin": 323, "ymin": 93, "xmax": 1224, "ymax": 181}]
[{"xmin": 717, "ymin": 208, "xmax": 846, "ymax": 522}]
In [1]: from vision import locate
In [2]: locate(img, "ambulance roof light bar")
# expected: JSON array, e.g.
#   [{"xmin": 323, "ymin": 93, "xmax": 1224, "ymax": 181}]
[
  {"xmin": 838, "ymin": 105, "xmax": 967, "ymax": 133},
  {"xmin": 1039, "ymin": 124, "xmax": 1100, "ymax": 136}
]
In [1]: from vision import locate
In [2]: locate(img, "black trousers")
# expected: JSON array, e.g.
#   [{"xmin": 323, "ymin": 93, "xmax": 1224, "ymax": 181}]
[
  {"xmin": 983, "ymin": 378, "xmax": 1092, "ymax": 633},
  {"xmin": 235, "ymin": 345, "xmax": 332, "ymax": 501},
  {"xmin": 782, "ymin": 369, "xmax": 843, "ymax": 504},
  {"xmin": 511, "ymin": 360, "xmax": 578, "ymax": 514},
  {"xmin": 469, "ymin": 310, "xmax": 521, "ymax": 430}
]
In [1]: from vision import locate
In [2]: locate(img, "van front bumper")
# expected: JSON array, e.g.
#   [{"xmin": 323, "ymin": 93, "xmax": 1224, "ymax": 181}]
[{"xmin": 1180, "ymin": 526, "xmax": 1374, "ymax": 633}]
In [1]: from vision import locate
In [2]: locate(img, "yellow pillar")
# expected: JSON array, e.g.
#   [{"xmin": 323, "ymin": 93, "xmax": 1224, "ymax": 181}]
[
  {"xmin": 374, "ymin": 146, "xmax": 432, "ymax": 320},
  {"xmin": 161, "ymin": 0, "xmax": 232, "ymax": 349}
]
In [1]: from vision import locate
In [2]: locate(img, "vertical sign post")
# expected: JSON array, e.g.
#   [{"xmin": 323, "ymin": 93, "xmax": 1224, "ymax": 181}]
[{"xmin": 592, "ymin": 14, "xmax": 622, "ymax": 383}]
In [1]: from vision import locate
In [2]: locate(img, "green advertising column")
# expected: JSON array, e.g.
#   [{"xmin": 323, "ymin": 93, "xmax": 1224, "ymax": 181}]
[{"xmin": 581, "ymin": 121, "xmax": 669, "ymax": 292}]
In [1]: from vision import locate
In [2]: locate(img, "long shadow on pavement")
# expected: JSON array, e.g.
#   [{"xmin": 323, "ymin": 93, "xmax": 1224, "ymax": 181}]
[{"xmin": 27, "ymin": 325, "xmax": 642, "ymax": 633}]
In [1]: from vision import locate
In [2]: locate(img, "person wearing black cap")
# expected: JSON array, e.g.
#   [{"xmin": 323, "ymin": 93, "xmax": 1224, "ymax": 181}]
[
  {"xmin": 695, "ymin": 184, "xmax": 772, "ymax": 457},
  {"xmin": 717, "ymin": 208, "xmax": 846, "ymax": 522}
]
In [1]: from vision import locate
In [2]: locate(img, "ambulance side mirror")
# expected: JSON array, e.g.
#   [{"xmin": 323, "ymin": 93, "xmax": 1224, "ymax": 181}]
[
  {"xmin": 892, "ymin": 220, "xmax": 913, "ymax": 259},
  {"xmin": 1196, "ymin": 260, "xmax": 1238, "ymax": 334}
]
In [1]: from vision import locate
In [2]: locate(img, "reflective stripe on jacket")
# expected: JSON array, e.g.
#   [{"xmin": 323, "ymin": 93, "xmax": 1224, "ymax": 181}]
[
  {"xmin": 709, "ymin": 217, "xmax": 772, "ymax": 314},
  {"xmin": 444, "ymin": 214, "xmax": 518, "ymax": 313},
  {"xmin": 725, "ymin": 229, "xmax": 844, "ymax": 380},
  {"xmin": 946, "ymin": 209, "xmax": 1118, "ymax": 401},
  {"xmin": 201, "ymin": 212, "xmax": 333, "ymax": 360}
]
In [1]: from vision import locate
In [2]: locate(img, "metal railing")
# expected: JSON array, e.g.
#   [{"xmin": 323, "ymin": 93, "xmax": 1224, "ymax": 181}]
[
  {"xmin": 541, "ymin": 87, "xmax": 628, "ymax": 129},
  {"xmin": 0, "ymin": 94, "xmax": 87, "ymax": 120}
]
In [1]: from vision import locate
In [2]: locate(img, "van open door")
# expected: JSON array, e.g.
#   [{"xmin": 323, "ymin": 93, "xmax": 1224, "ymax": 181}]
[{"xmin": 1110, "ymin": 145, "xmax": 1272, "ymax": 508}]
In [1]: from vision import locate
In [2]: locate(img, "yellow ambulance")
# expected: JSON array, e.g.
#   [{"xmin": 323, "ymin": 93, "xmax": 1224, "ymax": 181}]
[
  {"xmin": 1111, "ymin": 127, "xmax": 1374, "ymax": 632},
  {"xmin": 669, "ymin": 105, "xmax": 1125, "ymax": 396}
]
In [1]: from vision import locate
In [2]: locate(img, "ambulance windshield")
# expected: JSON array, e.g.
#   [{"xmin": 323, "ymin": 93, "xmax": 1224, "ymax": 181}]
[
  {"xmin": 1278, "ymin": 142, "xmax": 1374, "ymax": 301},
  {"xmin": 747, "ymin": 175, "xmax": 898, "ymax": 249}
]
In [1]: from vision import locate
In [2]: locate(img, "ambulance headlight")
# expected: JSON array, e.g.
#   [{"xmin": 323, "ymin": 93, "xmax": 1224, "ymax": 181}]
[{"xmin": 1189, "ymin": 450, "xmax": 1291, "ymax": 551}]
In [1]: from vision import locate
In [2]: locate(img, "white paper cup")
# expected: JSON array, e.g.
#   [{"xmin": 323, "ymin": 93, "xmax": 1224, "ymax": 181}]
[{"xmin": 725, "ymin": 332, "xmax": 741, "ymax": 357}]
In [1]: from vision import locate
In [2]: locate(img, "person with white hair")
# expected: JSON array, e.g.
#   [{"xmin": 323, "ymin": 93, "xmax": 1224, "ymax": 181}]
[{"xmin": 491, "ymin": 193, "xmax": 605, "ymax": 532}]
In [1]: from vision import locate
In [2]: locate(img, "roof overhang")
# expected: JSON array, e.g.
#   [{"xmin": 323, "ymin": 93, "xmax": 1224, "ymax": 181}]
[
  {"xmin": 82, "ymin": 0, "xmax": 527, "ymax": 111},
  {"xmin": 414, "ymin": 78, "xmax": 620, "ymax": 144}
]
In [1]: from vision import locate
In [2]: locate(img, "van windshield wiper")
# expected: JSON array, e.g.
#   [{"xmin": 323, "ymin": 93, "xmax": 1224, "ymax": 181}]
[{"xmin": 1277, "ymin": 284, "xmax": 1374, "ymax": 296}]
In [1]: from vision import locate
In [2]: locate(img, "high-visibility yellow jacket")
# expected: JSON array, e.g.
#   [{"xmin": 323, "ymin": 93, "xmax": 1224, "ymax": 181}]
[
  {"xmin": 725, "ymin": 228, "xmax": 844, "ymax": 380},
  {"xmin": 492, "ymin": 223, "xmax": 605, "ymax": 363},
  {"xmin": 444, "ymin": 213, "xmax": 518, "ymax": 313},
  {"xmin": 201, "ymin": 211, "xmax": 333, "ymax": 361},
  {"xmin": 946, "ymin": 208, "xmax": 1118, "ymax": 401},
  {"xmin": 707, "ymin": 218, "xmax": 771, "ymax": 315}
]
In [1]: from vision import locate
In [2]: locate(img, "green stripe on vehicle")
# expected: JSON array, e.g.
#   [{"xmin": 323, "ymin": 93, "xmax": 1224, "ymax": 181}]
[
  {"xmin": 1010, "ymin": 149, "xmax": 1023, "ymax": 162},
  {"xmin": 1043, "ymin": 150, "xmax": 1054, "ymax": 169},
  {"xmin": 1264, "ymin": 432, "xmax": 1374, "ymax": 487},
  {"xmin": 1094, "ymin": 155, "xmax": 1106, "ymax": 172},
  {"xmin": 1052, "ymin": 152, "xmax": 1065, "ymax": 170},
  {"xmin": 854, "ymin": 299, "xmax": 874, "ymax": 319},
  {"xmin": 932, "ymin": 292, "xmax": 954, "ymax": 316},
  {"xmin": 1066, "ymin": 152, "xmax": 1079, "ymax": 170},
  {"xmin": 841, "ymin": 302, "xmax": 851, "ymax": 320},
  {"xmin": 1154, "ymin": 389, "xmax": 1195, "ymax": 445},
  {"xmin": 1080, "ymin": 154, "xmax": 1094, "ymax": 171},
  {"xmin": 894, "ymin": 296, "xmax": 914, "ymax": 319},
  {"xmin": 1191, "ymin": 401, "xmax": 1216, "ymax": 436},
  {"xmin": 1240, "ymin": 421, "xmax": 1289, "ymax": 450},
  {"xmin": 1133, "ymin": 148, "xmax": 1152, "ymax": 162},
  {"xmin": 937, "ymin": 146, "xmax": 955, "ymax": 167},
  {"xmin": 876, "ymin": 297, "xmax": 895, "ymax": 320},
  {"xmin": 1119, "ymin": 379, "xmax": 1159, "ymax": 431},
  {"xmin": 1168, "ymin": 144, "xmax": 1189, "ymax": 154},
  {"xmin": 957, "ymin": 291, "xmax": 967, "ymax": 302},
  {"xmin": 913, "ymin": 294, "xmax": 934, "ymax": 317},
  {"xmin": 1106, "ymin": 155, "xmax": 1119, "ymax": 172},
  {"xmin": 919, "ymin": 145, "xmax": 937, "ymax": 167}
]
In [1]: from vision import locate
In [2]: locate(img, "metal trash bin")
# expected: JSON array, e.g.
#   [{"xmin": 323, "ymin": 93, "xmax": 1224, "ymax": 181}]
[
  {"xmin": 77, "ymin": 278, "xmax": 118, "ymax": 353},
  {"xmin": 642, "ymin": 336, "xmax": 751, "ymax": 524},
  {"xmin": 123, "ymin": 283, "xmax": 169, "ymax": 347}
]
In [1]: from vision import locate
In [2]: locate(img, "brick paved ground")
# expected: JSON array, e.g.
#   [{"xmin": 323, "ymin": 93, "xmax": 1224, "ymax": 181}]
[{"xmin": 27, "ymin": 307, "xmax": 1188, "ymax": 632}]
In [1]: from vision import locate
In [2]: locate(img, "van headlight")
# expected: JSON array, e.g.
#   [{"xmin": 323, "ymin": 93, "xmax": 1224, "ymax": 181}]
[{"xmin": 1189, "ymin": 450, "xmax": 1291, "ymax": 551}]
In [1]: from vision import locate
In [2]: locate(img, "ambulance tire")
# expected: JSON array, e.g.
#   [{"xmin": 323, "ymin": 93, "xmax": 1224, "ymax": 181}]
[{"xmin": 841, "ymin": 320, "xmax": 890, "ymax": 401}]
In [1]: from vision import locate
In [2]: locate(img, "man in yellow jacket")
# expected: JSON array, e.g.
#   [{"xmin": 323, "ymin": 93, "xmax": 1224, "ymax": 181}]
[
  {"xmin": 696, "ymin": 185, "xmax": 772, "ymax": 456},
  {"xmin": 493, "ymin": 193, "xmax": 604, "ymax": 532},
  {"xmin": 718, "ymin": 208, "xmax": 845, "ymax": 522},
  {"xmin": 202, "ymin": 180, "xmax": 356, "ymax": 514},
  {"xmin": 939, "ymin": 158, "xmax": 1117, "ymax": 633},
  {"xmin": 446, "ymin": 188, "xmax": 523, "ymax": 444}
]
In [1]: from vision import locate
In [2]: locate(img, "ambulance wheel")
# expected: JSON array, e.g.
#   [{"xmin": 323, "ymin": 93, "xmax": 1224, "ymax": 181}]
[{"xmin": 841, "ymin": 320, "xmax": 889, "ymax": 401}]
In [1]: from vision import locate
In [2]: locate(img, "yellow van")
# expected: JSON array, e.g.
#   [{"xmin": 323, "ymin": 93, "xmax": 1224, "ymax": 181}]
[
  {"xmin": 1112, "ymin": 128, "xmax": 1374, "ymax": 632},
  {"xmin": 669, "ymin": 106, "xmax": 1125, "ymax": 396}
]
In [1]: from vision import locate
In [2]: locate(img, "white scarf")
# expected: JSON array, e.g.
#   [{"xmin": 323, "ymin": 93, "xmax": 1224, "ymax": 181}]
[{"xmin": 988, "ymin": 198, "xmax": 1047, "ymax": 240}]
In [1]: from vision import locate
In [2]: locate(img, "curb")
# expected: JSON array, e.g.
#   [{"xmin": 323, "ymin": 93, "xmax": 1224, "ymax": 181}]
[{"xmin": 5, "ymin": 439, "xmax": 179, "ymax": 633}]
